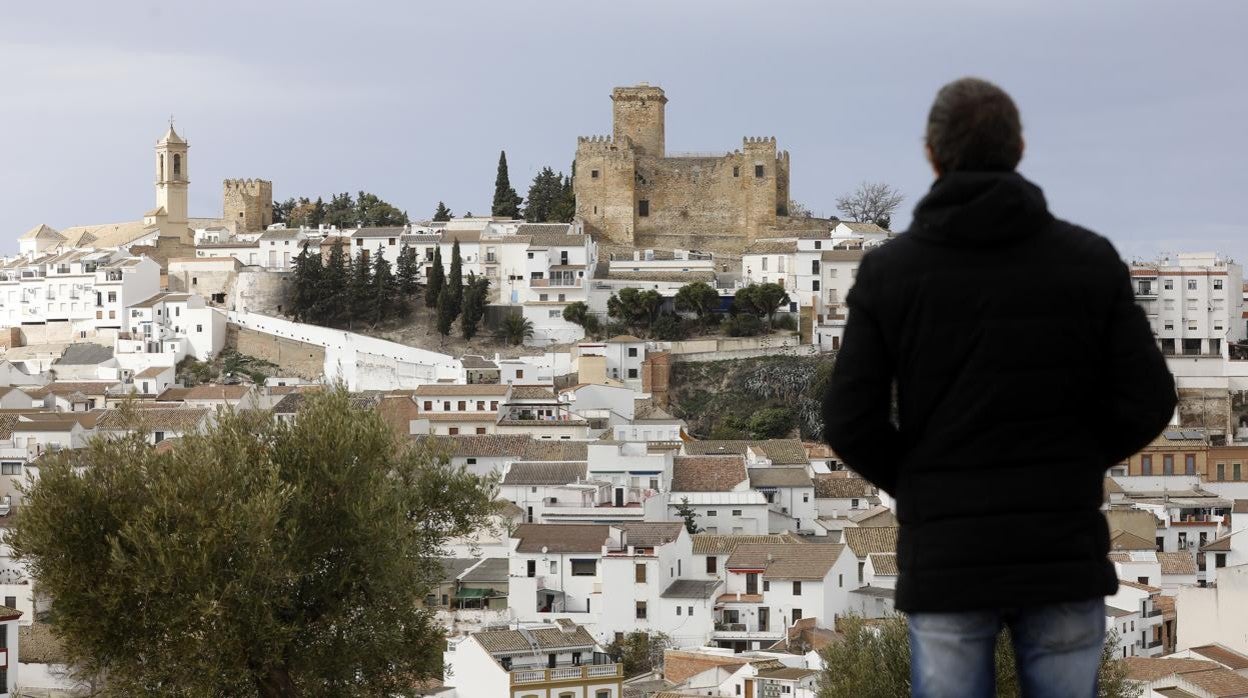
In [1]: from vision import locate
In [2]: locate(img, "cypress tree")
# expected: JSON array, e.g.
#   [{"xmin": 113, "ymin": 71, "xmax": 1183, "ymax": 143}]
[
  {"xmin": 348, "ymin": 253, "xmax": 373, "ymax": 328},
  {"xmin": 551, "ymin": 171, "xmax": 576, "ymax": 223},
  {"xmin": 425, "ymin": 246, "xmax": 444, "ymax": 309},
  {"xmin": 436, "ymin": 287, "xmax": 456, "ymax": 338},
  {"xmin": 432, "ymin": 201, "xmax": 452, "ymax": 222},
  {"xmin": 448, "ymin": 238, "xmax": 463, "ymax": 315},
  {"xmin": 461, "ymin": 275, "xmax": 490, "ymax": 341},
  {"xmin": 491, "ymin": 151, "xmax": 523, "ymax": 218},
  {"xmin": 371, "ymin": 249, "xmax": 399, "ymax": 325},
  {"xmin": 320, "ymin": 240, "xmax": 349, "ymax": 326},
  {"xmin": 395, "ymin": 244, "xmax": 419, "ymax": 297}
]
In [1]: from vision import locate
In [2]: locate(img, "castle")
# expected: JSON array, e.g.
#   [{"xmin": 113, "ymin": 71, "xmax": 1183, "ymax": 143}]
[
  {"xmin": 45, "ymin": 122, "xmax": 273, "ymax": 251},
  {"xmin": 574, "ymin": 84, "xmax": 807, "ymax": 253}
]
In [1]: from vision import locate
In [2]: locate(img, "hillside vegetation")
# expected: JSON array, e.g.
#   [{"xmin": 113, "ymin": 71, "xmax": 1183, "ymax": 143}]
[{"xmin": 668, "ymin": 354, "xmax": 835, "ymax": 440}]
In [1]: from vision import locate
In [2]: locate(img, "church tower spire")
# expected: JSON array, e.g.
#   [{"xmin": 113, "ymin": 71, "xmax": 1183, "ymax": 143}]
[{"xmin": 155, "ymin": 119, "xmax": 189, "ymax": 225}]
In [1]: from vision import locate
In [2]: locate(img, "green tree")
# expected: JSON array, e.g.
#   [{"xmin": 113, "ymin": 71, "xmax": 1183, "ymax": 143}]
[
  {"xmin": 816, "ymin": 615, "xmax": 1140, "ymax": 698},
  {"xmin": 354, "ymin": 191, "xmax": 409, "ymax": 227},
  {"xmin": 432, "ymin": 201, "xmax": 452, "ymax": 222},
  {"xmin": 748, "ymin": 406, "xmax": 795, "ymax": 439},
  {"xmin": 370, "ymin": 249, "xmax": 400, "ymax": 325},
  {"xmin": 674, "ymin": 497, "xmax": 702, "ymax": 535},
  {"xmin": 273, "ymin": 198, "xmax": 297, "ymax": 225},
  {"xmin": 674, "ymin": 281, "xmax": 721, "ymax": 326},
  {"xmin": 395, "ymin": 244, "xmax": 420, "ymax": 298},
  {"xmin": 605, "ymin": 631, "xmax": 674, "ymax": 679},
  {"xmin": 734, "ymin": 283, "xmax": 790, "ymax": 327},
  {"xmin": 448, "ymin": 238, "xmax": 464, "ymax": 315},
  {"xmin": 319, "ymin": 241, "xmax": 349, "ymax": 326},
  {"xmin": 724, "ymin": 314, "xmax": 763, "ymax": 337},
  {"xmin": 348, "ymin": 253, "xmax": 373, "ymax": 328},
  {"xmin": 288, "ymin": 242, "xmax": 322, "ymax": 323},
  {"xmin": 607, "ymin": 288, "xmax": 664, "ymax": 336},
  {"xmin": 550, "ymin": 170, "xmax": 576, "ymax": 223},
  {"xmin": 524, "ymin": 167, "xmax": 566, "ymax": 223},
  {"xmin": 436, "ymin": 287, "xmax": 457, "ymax": 339},
  {"xmin": 460, "ymin": 275, "xmax": 490, "ymax": 341},
  {"xmin": 10, "ymin": 390, "xmax": 497, "ymax": 697},
  {"xmin": 491, "ymin": 150, "xmax": 523, "ymax": 218},
  {"xmin": 497, "ymin": 314, "xmax": 534, "ymax": 346},
  {"xmin": 424, "ymin": 246, "xmax": 444, "ymax": 309},
  {"xmin": 562, "ymin": 301, "xmax": 600, "ymax": 337},
  {"xmin": 651, "ymin": 314, "xmax": 687, "ymax": 341}
]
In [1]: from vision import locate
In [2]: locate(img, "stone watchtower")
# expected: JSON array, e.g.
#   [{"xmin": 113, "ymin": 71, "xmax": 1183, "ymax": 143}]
[
  {"xmin": 222, "ymin": 178, "xmax": 274, "ymax": 232},
  {"xmin": 611, "ymin": 84, "xmax": 666, "ymax": 158}
]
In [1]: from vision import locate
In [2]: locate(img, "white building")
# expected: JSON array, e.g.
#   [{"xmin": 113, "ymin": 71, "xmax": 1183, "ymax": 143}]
[
  {"xmin": 1132, "ymin": 252, "xmax": 1245, "ymax": 359},
  {"xmin": 117, "ymin": 292, "xmax": 226, "ymax": 362},
  {"xmin": 442, "ymin": 621, "xmax": 623, "ymax": 698},
  {"xmin": 667, "ymin": 456, "xmax": 769, "ymax": 535}
]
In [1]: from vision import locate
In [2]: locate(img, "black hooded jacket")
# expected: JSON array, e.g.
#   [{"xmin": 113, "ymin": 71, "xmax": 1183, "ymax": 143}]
[{"xmin": 822, "ymin": 171, "xmax": 1176, "ymax": 612}]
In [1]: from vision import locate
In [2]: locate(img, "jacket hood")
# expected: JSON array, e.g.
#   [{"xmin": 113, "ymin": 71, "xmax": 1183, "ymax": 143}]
[{"xmin": 908, "ymin": 171, "xmax": 1053, "ymax": 247}]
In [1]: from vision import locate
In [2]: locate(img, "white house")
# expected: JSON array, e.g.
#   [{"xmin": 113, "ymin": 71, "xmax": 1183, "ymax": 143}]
[
  {"xmin": 442, "ymin": 621, "xmax": 623, "ymax": 698},
  {"xmin": 668, "ymin": 456, "xmax": 767, "ymax": 535},
  {"xmin": 1131, "ymin": 252, "xmax": 1245, "ymax": 359}
]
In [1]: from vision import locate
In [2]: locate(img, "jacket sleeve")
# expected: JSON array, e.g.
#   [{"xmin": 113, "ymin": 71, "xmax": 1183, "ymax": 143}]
[
  {"xmin": 1097, "ymin": 245, "xmax": 1178, "ymax": 466},
  {"xmin": 822, "ymin": 254, "xmax": 904, "ymax": 494}
]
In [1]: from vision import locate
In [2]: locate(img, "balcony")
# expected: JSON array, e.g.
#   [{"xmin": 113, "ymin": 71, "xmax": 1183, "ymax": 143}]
[
  {"xmin": 530, "ymin": 277, "xmax": 582, "ymax": 288},
  {"xmin": 1147, "ymin": 639, "xmax": 1163, "ymax": 649},
  {"xmin": 1146, "ymin": 607, "xmax": 1162, "ymax": 618},
  {"xmin": 511, "ymin": 663, "xmax": 622, "ymax": 685},
  {"xmin": 711, "ymin": 622, "xmax": 782, "ymax": 641}
]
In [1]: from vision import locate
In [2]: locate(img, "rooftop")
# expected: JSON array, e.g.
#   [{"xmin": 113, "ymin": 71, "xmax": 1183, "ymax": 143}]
[
  {"xmin": 842, "ymin": 527, "xmax": 899, "ymax": 558},
  {"xmin": 671, "ymin": 455, "xmax": 748, "ymax": 492},
  {"xmin": 726, "ymin": 543, "xmax": 846, "ymax": 580},
  {"xmin": 473, "ymin": 623, "xmax": 598, "ymax": 655},
  {"xmin": 512, "ymin": 523, "xmax": 609, "ymax": 554},
  {"xmin": 501, "ymin": 461, "xmax": 588, "ymax": 486},
  {"xmin": 747, "ymin": 467, "xmax": 813, "ymax": 488},
  {"xmin": 660, "ymin": 579, "xmax": 721, "ymax": 599}
]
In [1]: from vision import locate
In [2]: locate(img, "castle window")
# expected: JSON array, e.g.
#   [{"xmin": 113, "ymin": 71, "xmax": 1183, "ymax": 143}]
[
  {"xmin": 173, "ymin": 154, "xmax": 182, "ymax": 176},
  {"xmin": 591, "ymin": 169, "xmax": 600, "ymax": 179},
  {"xmin": 733, "ymin": 165, "xmax": 740, "ymax": 177},
  {"xmin": 638, "ymin": 200, "xmax": 650, "ymax": 217},
  {"xmin": 755, "ymin": 164, "xmax": 764, "ymax": 178}
]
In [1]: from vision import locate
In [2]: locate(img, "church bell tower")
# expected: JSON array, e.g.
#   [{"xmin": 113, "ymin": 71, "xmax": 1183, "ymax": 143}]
[{"xmin": 155, "ymin": 120, "xmax": 189, "ymax": 225}]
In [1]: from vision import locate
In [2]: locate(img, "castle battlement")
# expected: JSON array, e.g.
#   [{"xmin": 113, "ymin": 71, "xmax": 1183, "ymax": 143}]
[{"xmin": 223, "ymin": 178, "xmax": 272, "ymax": 192}]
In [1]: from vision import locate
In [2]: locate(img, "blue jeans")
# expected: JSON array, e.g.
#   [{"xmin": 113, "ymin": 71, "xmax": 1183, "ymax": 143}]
[{"xmin": 909, "ymin": 598, "xmax": 1105, "ymax": 698}]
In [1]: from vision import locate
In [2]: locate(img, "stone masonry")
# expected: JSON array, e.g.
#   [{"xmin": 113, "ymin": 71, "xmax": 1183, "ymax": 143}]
[
  {"xmin": 222, "ymin": 178, "xmax": 274, "ymax": 232},
  {"xmin": 574, "ymin": 84, "xmax": 795, "ymax": 253}
]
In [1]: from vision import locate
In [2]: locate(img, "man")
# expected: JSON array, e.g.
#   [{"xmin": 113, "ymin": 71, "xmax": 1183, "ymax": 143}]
[{"xmin": 822, "ymin": 78, "xmax": 1176, "ymax": 697}]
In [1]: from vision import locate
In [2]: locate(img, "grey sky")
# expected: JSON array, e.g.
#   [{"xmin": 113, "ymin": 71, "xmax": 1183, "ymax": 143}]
[{"xmin": 3, "ymin": 1, "xmax": 1245, "ymax": 261}]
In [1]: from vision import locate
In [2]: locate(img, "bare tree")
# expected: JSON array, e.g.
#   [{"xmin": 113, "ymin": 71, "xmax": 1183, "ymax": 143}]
[{"xmin": 836, "ymin": 182, "xmax": 904, "ymax": 229}]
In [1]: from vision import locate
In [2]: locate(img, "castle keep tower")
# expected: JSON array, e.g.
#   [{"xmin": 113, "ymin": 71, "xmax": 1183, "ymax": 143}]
[
  {"xmin": 574, "ymin": 84, "xmax": 796, "ymax": 251},
  {"xmin": 611, "ymin": 84, "xmax": 666, "ymax": 158},
  {"xmin": 154, "ymin": 123, "xmax": 189, "ymax": 225},
  {"xmin": 223, "ymin": 178, "xmax": 274, "ymax": 232}
]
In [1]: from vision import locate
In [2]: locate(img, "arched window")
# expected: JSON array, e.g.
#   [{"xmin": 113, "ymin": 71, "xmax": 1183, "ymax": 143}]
[
  {"xmin": 159, "ymin": 154, "xmax": 165, "ymax": 180},
  {"xmin": 173, "ymin": 153, "xmax": 182, "ymax": 176}
]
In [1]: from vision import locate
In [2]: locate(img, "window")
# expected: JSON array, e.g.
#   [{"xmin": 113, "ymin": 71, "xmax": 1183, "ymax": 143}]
[
  {"xmin": 628, "ymin": 368, "xmax": 638, "ymax": 379},
  {"xmin": 591, "ymin": 169, "xmax": 599, "ymax": 179},
  {"xmin": 731, "ymin": 509, "xmax": 742, "ymax": 516},
  {"xmin": 1188, "ymin": 280, "xmax": 1198, "ymax": 291},
  {"xmin": 1185, "ymin": 454, "xmax": 1196, "ymax": 476},
  {"xmin": 388, "ymin": 238, "xmax": 396, "ymax": 245},
  {"xmin": 1217, "ymin": 463, "xmax": 1226, "ymax": 481},
  {"xmin": 706, "ymin": 510, "xmax": 717, "ymax": 517},
  {"xmin": 466, "ymin": 458, "xmax": 477, "ymax": 465},
  {"xmin": 858, "ymin": 561, "xmax": 865, "ymax": 582},
  {"xmin": 755, "ymin": 164, "xmax": 764, "ymax": 178},
  {"xmin": 571, "ymin": 559, "xmax": 597, "ymax": 576},
  {"xmin": 812, "ymin": 260, "xmax": 820, "ymax": 274},
  {"xmin": 812, "ymin": 280, "xmax": 820, "ymax": 292},
  {"xmin": 3, "ymin": 596, "xmax": 12, "ymax": 609},
  {"xmin": 540, "ymin": 294, "xmax": 549, "ymax": 301},
  {"xmin": 1215, "ymin": 278, "xmax": 1224, "ymax": 290},
  {"xmin": 688, "ymin": 606, "xmax": 693, "ymax": 616},
  {"xmin": 192, "ymin": 276, "xmax": 198, "ymax": 286},
  {"xmin": 173, "ymin": 153, "xmax": 182, "ymax": 176},
  {"xmin": 638, "ymin": 200, "xmax": 650, "ymax": 217},
  {"xmin": 802, "ymin": 492, "xmax": 809, "ymax": 502},
  {"xmin": 423, "ymin": 401, "xmax": 432, "ymax": 410},
  {"xmin": 196, "ymin": 324, "xmax": 202, "ymax": 333},
  {"xmin": 762, "ymin": 257, "xmax": 769, "ymax": 272},
  {"xmin": 448, "ymin": 427, "xmax": 459, "ymax": 435},
  {"xmin": 707, "ymin": 556, "xmax": 717, "ymax": 574},
  {"xmin": 635, "ymin": 601, "xmax": 647, "ymax": 619},
  {"xmin": 628, "ymin": 347, "xmax": 638, "ymax": 357},
  {"xmin": 457, "ymin": 401, "xmax": 466, "ymax": 411},
  {"xmin": 356, "ymin": 239, "xmax": 364, "ymax": 247},
  {"xmin": 108, "ymin": 292, "xmax": 117, "ymax": 302},
  {"xmin": 733, "ymin": 165, "xmax": 740, "ymax": 177},
  {"xmin": 793, "ymin": 581, "xmax": 802, "ymax": 596},
  {"xmin": 0, "ymin": 463, "xmax": 21, "ymax": 475},
  {"xmin": 1163, "ymin": 454, "xmax": 1174, "ymax": 476},
  {"xmin": 792, "ymin": 608, "xmax": 802, "ymax": 622},
  {"xmin": 1164, "ymin": 279, "xmax": 1173, "ymax": 290},
  {"xmin": 763, "ymin": 580, "xmax": 769, "ymax": 591},
  {"xmin": 475, "ymin": 427, "xmax": 486, "ymax": 434},
  {"xmin": 635, "ymin": 563, "xmax": 647, "ymax": 583},
  {"xmin": 491, "ymin": 401, "xmax": 499, "ymax": 410},
  {"xmin": 1234, "ymin": 463, "xmax": 1242, "ymax": 481},
  {"xmin": 1164, "ymin": 321, "xmax": 1174, "ymax": 331},
  {"xmin": 516, "ymin": 370, "xmax": 524, "ymax": 379},
  {"xmin": 676, "ymin": 606, "xmax": 681, "ymax": 615},
  {"xmin": 839, "ymin": 573, "xmax": 843, "ymax": 587},
  {"xmin": 851, "ymin": 498, "xmax": 860, "ymax": 508},
  {"xmin": 549, "ymin": 309, "xmax": 561, "ymax": 318},
  {"xmin": 597, "ymin": 691, "xmax": 611, "ymax": 698},
  {"xmin": 550, "ymin": 561, "xmax": 558, "ymax": 574},
  {"xmin": 1141, "ymin": 455, "xmax": 1153, "ymax": 475}
]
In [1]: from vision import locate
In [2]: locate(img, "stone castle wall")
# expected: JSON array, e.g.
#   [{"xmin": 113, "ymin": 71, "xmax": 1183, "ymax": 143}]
[
  {"xmin": 222, "ymin": 179, "xmax": 273, "ymax": 233},
  {"xmin": 574, "ymin": 85, "xmax": 794, "ymax": 252},
  {"xmin": 227, "ymin": 324, "xmax": 325, "ymax": 380}
]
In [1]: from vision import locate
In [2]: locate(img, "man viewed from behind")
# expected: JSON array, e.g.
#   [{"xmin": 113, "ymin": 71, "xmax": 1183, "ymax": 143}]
[{"xmin": 822, "ymin": 78, "xmax": 1177, "ymax": 698}]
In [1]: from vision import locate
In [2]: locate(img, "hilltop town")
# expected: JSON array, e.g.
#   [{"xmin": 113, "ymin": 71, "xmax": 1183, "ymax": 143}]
[{"xmin": 0, "ymin": 85, "xmax": 1246, "ymax": 697}]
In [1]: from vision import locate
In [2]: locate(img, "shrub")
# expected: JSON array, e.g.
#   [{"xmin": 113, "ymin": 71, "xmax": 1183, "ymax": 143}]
[
  {"xmin": 773, "ymin": 314, "xmax": 798, "ymax": 331},
  {"xmin": 724, "ymin": 314, "xmax": 763, "ymax": 337},
  {"xmin": 651, "ymin": 314, "xmax": 687, "ymax": 341}
]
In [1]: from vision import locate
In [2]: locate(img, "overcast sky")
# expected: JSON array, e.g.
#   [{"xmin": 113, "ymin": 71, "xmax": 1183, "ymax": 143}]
[{"xmin": 2, "ymin": 1, "xmax": 1245, "ymax": 261}]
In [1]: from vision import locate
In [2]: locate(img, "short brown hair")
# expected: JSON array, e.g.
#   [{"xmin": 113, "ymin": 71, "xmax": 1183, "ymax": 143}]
[{"xmin": 926, "ymin": 78, "xmax": 1023, "ymax": 173}]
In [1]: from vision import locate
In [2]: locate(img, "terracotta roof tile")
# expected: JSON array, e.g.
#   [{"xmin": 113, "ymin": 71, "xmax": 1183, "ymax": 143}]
[
  {"xmin": 725, "ymin": 543, "xmax": 846, "ymax": 580},
  {"xmin": 684, "ymin": 439, "xmax": 808, "ymax": 465},
  {"xmin": 97, "ymin": 407, "xmax": 211, "ymax": 433},
  {"xmin": 512, "ymin": 523, "xmax": 609, "ymax": 554},
  {"xmin": 691, "ymin": 532, "xmax": 805, "ymax": 555},
  {"xmin": 502, "ymin": 461, "xmax": 588, "ymax": 485},
  {"xmin": 813, "ymin": 474, "xmax": 875, "ymax": 499},
  {"xmin": 747, "ymin": 467, "xmax": 813, "ymax": 488},
  {"xmin": 620, "ymin": 522, "xmax": 685, "ymax": 547},
  {"xmin": 473, "ymin": 624, "xmax": 598, "ymax": 655},
  {"xmin": 1178, "ymin": 667, "xmax": 1248, "ymax": 697},
  {"xmin": 1190, "ymin": 645, "xmax": 1248, "ymax": 671},
  {"xmin": 868, "ymin": 552, "xmax": 898, "ymax": 576},
  {"xmin": 1121, "ymin": 657, "xmax": 1219, "ymax": 682},
  {"xmin": 1158, "ymin": 551, "xmax": 1198, "ymax": 576},
  {"xmin": 842, "ymin": 527, "xmax": 898, "ymax": 558},
  {"xmin": 413, "ymin": 383, "xmax": 511, "ymax": 397},
  {"xmin": 671, "ymin": 456, "xmax": 747, "ymax": 492}
]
